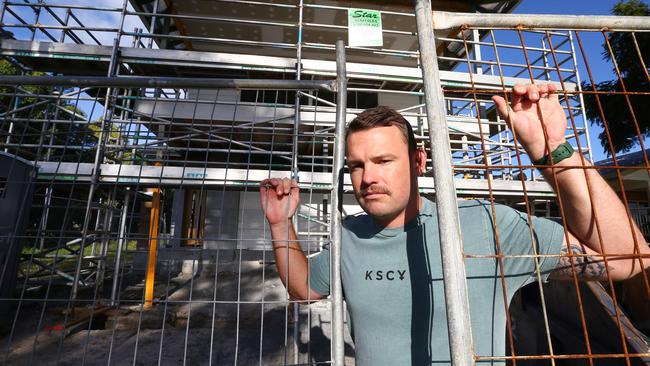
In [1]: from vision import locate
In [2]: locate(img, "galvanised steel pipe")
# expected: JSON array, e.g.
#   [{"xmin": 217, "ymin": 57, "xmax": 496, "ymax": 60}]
[
  {"xmin": 330, "ymin": 39, "xmax": 347, "ymax": 366},
  {"xmin": 0, "ymin": 76, "xmax": 336, "ymax": 91},
  {"xmin": 432, "ymin": 11, "xmax": 650, "ymax": 31},
  {"xmin": 110, "ymin": 188, "xmax": 130, "ymax": 306},
  {"xmin": 415, "ymin": 1, "xmax": 474, "ymax": 365}
]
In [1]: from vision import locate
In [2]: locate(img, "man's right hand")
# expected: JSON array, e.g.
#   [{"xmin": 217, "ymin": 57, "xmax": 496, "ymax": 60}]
[
  {"xmin": 260, "ymin": 178, "xmax": 300, "ymax": 226},
  {"xmin": 260, "ymin": 178, "xmax": 321, "ymax": 301}
]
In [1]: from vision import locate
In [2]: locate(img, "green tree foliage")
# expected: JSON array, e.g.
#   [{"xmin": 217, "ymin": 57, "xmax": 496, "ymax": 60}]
[
  {"xmin": 0, "ymin": 59, "xmax": 49, "ymax": 114},
  {"xmin": 582, "ymin": 0, "xmax": 649, "ymax": 155},
  {"xmin": 0, "ymin": 59, "xmax": 96, "ymax": 162}
]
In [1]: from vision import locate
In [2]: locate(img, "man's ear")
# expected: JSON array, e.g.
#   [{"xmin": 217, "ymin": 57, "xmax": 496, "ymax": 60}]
[{"xmin": 414, "ymin": 147, "xmax": 427, "ymax": 176}]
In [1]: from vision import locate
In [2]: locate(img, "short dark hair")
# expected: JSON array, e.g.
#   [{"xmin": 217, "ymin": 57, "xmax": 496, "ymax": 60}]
[{"xmin": 347, "ymin": 106, "xmax": 417, "ymax": 153}]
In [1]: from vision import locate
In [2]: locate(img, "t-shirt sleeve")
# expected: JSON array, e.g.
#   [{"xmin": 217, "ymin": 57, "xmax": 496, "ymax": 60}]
[
  {"xmin": 492, "ymin": 204, "xmax": 565, "ymax": 287},
  {"xmin": 308, "ymin": 243, "xmax": 331, "ymax": 296}
]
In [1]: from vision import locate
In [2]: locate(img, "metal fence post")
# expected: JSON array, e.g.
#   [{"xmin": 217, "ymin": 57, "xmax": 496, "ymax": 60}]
[
  {"xmin": 330, "ymin": 39, "xmax": 347, "ymax": 366},
  {"xmin": 111, "ymin": 188, "xmax": 131, "ymax": 306},
  {"xmin": 414, "ymin": 1, "xmax": 475, "ymax": 365}
]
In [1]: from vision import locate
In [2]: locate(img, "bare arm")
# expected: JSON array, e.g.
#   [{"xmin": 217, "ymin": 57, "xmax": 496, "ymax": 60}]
[
  {"xmin": 543, "ymin": 156, "xmax": 650, "ymax": 281},
  {"xmin": 260, "ymin": 178, "xmax": 323, "ymax": 300},
  {"xmin": 493, "ymin": 84, "xmax": 650, "ymax": 281}
]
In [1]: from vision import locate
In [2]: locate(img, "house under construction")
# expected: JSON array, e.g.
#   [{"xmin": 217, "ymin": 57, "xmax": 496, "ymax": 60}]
[{"xmin": 0, "ymin": 0, "xmax": 648, "ymax": 365}]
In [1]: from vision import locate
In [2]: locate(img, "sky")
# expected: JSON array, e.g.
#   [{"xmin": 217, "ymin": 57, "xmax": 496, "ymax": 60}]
[
  {"xmin": 516, "ymin": 0, "xmax": 627, "ymax": 14},
  {"xmin": 514, "ymin": 0, "xmax": 649, "ymax": 161}
]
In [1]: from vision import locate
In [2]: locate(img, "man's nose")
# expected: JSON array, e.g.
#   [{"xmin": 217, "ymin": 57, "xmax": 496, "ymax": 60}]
[{"xmin": 361, "ymin": 163, "xmax": 378, "ymax": 185}]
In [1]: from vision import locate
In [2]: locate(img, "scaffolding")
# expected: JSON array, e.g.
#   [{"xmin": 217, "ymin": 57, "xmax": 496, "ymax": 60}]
[
  {"xmin": 0, "ymin": 0, "xmax": 648, "ymax": 365},
  {"xmin": 0, "ymin": 1, "xmax": 593, "ymax": 195}
]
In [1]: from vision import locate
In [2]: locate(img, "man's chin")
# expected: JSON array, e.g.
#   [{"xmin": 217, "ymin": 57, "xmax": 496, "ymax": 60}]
[{"xmin": 361, "ymin": 203, "xmax": 393, "ymax": 220}]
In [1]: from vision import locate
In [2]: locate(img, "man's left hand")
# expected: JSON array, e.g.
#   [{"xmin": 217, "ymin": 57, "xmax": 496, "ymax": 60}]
[{"xmin": 492, "ymin": 83, "xmax": 568, "ymax": 161}]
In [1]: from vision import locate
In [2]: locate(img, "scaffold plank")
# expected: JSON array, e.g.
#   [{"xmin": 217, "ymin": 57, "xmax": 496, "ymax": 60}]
[{"xmin": 33, "ymin": 162, "xmax": 555, "ymax": 197}]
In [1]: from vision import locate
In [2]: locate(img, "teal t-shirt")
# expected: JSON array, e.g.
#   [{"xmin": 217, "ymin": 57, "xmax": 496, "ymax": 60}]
[{"xmin": 308, "ymin": 197, "xmax": 564, "ymax": 366}]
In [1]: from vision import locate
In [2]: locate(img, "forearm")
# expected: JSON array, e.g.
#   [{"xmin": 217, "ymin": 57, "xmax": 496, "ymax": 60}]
[
  {"xmin": 542, "ymin": 154, "xmax": 650, "ymax": 277},
  {"xmin": 269, "ymin": 220, "xmax": 320, "ymax": 300}
]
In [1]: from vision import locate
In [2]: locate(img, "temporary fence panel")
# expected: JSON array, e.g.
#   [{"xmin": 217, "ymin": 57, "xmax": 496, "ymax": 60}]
[
  {"xmin": 0, "ymin": 0, "xmax": 649, "ymax": 365},
  {"xmin": 0, "ymin": 64, "xmax": 347, "ymax": 364},
  {"xmin": 416, "ymin": 4, "xmax": 650, "ymax": 366}
]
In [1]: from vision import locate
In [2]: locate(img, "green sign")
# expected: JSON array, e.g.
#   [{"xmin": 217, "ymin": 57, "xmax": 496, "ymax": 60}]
[{"xmin": 348, "ymin": 8, "xmax": 383, "ymax": 47}]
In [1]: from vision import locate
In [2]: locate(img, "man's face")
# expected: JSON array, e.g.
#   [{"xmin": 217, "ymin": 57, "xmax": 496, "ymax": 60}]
[{"xmin": 346, "ymin": 125, "xmax": 423, "ymax": 228}]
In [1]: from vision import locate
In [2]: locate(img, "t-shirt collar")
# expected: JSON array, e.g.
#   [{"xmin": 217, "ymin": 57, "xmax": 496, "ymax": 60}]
[{"xmin": 373, "ymin": 197, "xmax": 434, "ymax": 238}]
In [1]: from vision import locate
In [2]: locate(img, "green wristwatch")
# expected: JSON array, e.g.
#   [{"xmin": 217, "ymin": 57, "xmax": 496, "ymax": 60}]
[{"xmin": 532, "ymin": 141, "xmax": 574, "ymax": 167}]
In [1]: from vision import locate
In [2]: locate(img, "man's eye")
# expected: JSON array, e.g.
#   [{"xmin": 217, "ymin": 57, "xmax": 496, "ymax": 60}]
[{"xmin": 380, "ymin": 160, "xmax": 391, "ymax": 164}]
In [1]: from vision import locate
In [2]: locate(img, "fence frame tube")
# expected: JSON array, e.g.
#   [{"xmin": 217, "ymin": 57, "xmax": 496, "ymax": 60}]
[
  {"xmin": 330, "ymin": 39, "xmax": 347, "ymax": 366},
  {"xmin": 111, "ymin": 188, "xmax": 131, "ymax": 306},
  {"xmin": 415, "ymin": 1, "xmax": 475, "ymax": 365},
  {"xmin": 431, "ymin": 11, "xmax": 650, "ymax": 31}
]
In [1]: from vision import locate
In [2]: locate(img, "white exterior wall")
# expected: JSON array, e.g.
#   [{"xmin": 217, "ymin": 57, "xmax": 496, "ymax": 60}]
[{"xmin": 198, "ymin": 191, "xmax": 364, "ymax": 252}]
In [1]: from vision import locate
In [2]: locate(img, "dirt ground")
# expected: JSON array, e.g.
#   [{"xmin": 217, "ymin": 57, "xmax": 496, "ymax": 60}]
[{"xmin": 0, "ymin": 259, "xmax": 355, "ymax": 365}]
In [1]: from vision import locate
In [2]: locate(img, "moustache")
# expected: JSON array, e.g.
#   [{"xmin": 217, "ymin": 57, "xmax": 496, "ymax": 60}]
[{"xmin": 359, "ymin": 185, "xmax": 391, "ymax": 197}]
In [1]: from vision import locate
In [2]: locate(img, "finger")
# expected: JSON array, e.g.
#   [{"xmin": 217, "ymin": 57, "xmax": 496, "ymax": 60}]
[
  {"xmin": 547, "ymin": 83, "xmax": 559, "ymax": 103},
  {"xmin": 267, "ymin": 178, "xmax": 283, "ymax": 195},
  {"xmin": 538, "ymin": 84, "xmax": 549, "ymax": 97},
  {"xmin": 260, "ymin": 180, "xmax": 272, "ymax": 210},
  {"xmin": 491, "ymin": 95, "xmax": 507, "ymax": 118},
  {"xmin": 261, "ymin": 178, "xmax": 277, "ymax": 193},
  {"xmin": 491, "ymin": 95, "xmax": 513, "ymax": 127},
  {"xmin": 282, "ymin": 178, "xmax": 292, "ymax": 195},
  {"xmin": 526, "ymin": 84, "xmax": 540, "ymax": 102},
  {"xmin": 511, "ymin": 84, "xmax": 527, "ymax": 106},
  {"xmin": 513, "ymin": 84, "xmax": 527, "ymax": 95}
]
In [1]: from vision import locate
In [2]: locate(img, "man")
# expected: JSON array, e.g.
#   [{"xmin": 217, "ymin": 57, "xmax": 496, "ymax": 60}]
[{"xmin": 259, "ymin": 84, "xmax": 650, "ymax": 365}]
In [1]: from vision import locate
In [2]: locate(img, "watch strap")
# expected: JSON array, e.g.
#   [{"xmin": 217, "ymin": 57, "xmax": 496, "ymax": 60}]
[{"xmin": 532, "ymin": 142, "xmax": 574, "ymax": 167}]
